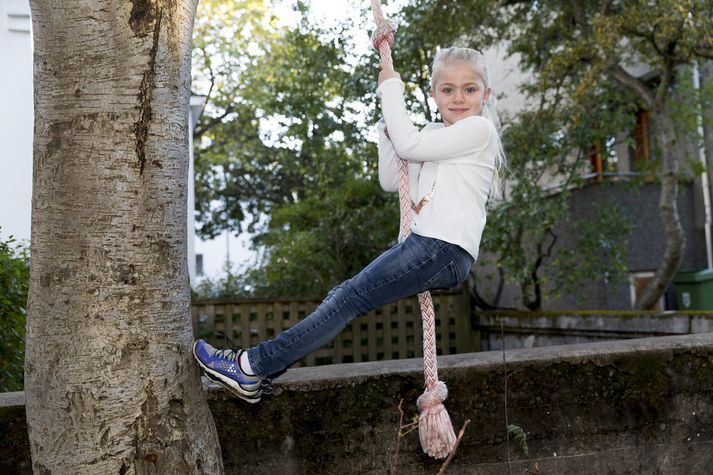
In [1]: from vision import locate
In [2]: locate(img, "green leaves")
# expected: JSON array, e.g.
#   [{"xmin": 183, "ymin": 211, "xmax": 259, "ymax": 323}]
[
  {"xmin": 192, "ymin": 0, "xmax": 375, "ymax": 240},
  {"xmin": 191, "ymin": 1, "xmax": 405, "ymax": 297},
  {"xmin": 242, "ymin": 178, "xmax": 398, "ymax": 298},
  {"xmin": 0, "ymin": 231, "xmax": 29, "ymax": 392},
  {"xmin": 507, "ymin": 423, "xmax": 529, "ymax": 457}
]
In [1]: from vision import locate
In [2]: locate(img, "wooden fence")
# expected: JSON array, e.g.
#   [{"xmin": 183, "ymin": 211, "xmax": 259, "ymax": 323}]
[{"xmin": 191, "ymin": 284, "xmax": 476, "ymax": 368}]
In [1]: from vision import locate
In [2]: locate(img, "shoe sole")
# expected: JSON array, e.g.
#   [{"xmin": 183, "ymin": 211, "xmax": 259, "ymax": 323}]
[{"xmin": 193, "ymin": 342, "xmax": 262, "ymax": 404}]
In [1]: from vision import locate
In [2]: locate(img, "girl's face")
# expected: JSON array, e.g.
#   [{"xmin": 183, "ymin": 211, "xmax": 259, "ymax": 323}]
[{"xmin": 431, "ymin": 61, "xmax": 491, "ymax": 127}]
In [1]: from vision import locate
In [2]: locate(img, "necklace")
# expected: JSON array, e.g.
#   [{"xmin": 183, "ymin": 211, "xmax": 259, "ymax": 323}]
[{"xmin": 411, "ymin": 184, "xmax": 435, "ymax": 214}]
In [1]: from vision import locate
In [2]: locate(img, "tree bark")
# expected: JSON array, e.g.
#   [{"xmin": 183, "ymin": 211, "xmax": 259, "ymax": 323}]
[
  {"xmin": 635, "ymin": 108, "xmax": 686, "ymax": 310},
  {"xmin": 25, "ymin": 1, "xmax": 223, "ymax": 473}
]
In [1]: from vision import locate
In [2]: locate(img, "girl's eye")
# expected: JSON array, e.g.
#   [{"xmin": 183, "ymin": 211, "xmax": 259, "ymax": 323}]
[
  {"xmin": 466, "ymin": 87, "xmax": 477, "ymax": 94},
  {"xmin": 441, "ymin": 87, "xmax": 452, "ymax": 94}
]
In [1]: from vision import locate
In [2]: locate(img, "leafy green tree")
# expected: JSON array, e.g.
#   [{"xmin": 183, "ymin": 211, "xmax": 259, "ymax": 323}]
[
  {"xmin": 0, "ymin": 232, "xmax": 29, "ymax": 392},
  {"xmin": 245, "ymin": 177, "xmax": 398, "ymax": 297},
  {"xmin": 504, "ymin": 0, "xmax": 713, "ymax": 309},
  {"xmin": 191, "ymin": 1, "xmax": 398, "ymax": 296},
  {"xmin": 193, "ymin": 1, "xmax": 375, "ymax": 235}
]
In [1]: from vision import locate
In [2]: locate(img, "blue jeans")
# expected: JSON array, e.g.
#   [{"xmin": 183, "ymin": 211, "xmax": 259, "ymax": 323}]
[{"xmin": 246, "ymin": 233, "xmax": 474, "ymax": 379}]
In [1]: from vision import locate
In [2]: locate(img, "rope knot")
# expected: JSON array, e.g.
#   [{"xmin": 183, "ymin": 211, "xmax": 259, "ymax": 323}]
[
  {"xmin": 417, "ymin": 380, "xmax": 448, "ymax": 411},
  {"xmin": 371, "ymin": 18, "xmax": 397, "ymax": 51}
]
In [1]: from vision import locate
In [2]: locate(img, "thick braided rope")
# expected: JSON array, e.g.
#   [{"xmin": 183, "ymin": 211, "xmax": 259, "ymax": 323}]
[
  {"xmin": 370, "ymin": 0, "xmax": 456, "ymax": 459},
  {"xmin": 370, "ymin": 0, "xmax": 436, "ymax": 387}
]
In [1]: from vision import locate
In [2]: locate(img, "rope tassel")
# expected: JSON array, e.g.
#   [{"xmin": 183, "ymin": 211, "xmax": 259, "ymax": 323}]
[
  {"xmin": 370, "ymin": 0, "xmax": 457, "ymax": 459},
  {"xmin": 417, "ymin": 381, "xmax": 457, "ymax": 459}
]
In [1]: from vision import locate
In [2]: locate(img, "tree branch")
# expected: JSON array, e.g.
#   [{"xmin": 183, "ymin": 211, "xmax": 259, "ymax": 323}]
[
  {"xmin": 607, "ymin": 64, "xmax": 655, "ymax": 109},
  {"xmin": 195, "ymin": 45, "xmax": 216, "ymax": 134},
  {"xmin": 193, "ymin": 105, "xmax": 238, "ymax": 140},
  {"xmin": 620, "ymin": 25, "xmax": 665, "ymax": 58},
  {"xmin": 692, "ymin": 48, "xmax": 713, "ymax": 60},
  {"xmin": 656, "ymin": 57, "xmax": 675, "ymax": 105}
]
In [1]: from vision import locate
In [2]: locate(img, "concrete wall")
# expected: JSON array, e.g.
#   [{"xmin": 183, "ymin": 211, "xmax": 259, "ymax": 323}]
[
  {"xmin": 3, "ymin": 333, "xmax": 713, "ymax": 474},
  {"xmin": 476, "ymin": 310, "xmax": 713, "ymax": 351}
]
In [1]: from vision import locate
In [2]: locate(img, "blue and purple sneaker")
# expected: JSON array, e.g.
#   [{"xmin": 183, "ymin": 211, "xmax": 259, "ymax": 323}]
[{"xmin": 193, "ymin": 339, "xmax": 267, "ymax": 404}]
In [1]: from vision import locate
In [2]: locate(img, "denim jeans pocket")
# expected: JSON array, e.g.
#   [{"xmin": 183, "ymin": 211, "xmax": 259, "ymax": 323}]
[
  {"xmin": 411, "ymin": 233, "xmax": 448, "ymax": 258},
  {"xmin": 424, "ymin": 261, "xmax": 458, "ymax": 290}
]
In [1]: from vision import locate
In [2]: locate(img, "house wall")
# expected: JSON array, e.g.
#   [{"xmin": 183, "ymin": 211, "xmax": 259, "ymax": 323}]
[
  {"xmin": 482, "ymin": 42, "xmax": 527, "ymax": 120},
  {"xmin": 477, "ymin": 180, "xmax": 705, "ymax": 311},
  {"xmin": 0, "ymin": 0, "xmax": 33, "ymax": 244},
  {"xmin": 548, "ymin": 183, "xmax": 707, "ymax": 311}
]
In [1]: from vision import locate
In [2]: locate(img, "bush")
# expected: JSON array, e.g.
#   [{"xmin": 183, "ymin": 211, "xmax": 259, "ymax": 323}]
[
  {"xmin": 191, "ymin": 263, "xmax": 255, "ymax": 301},
  {"xmin": 0, "ymin": 232, "xmax": 29, "ymax": 392}
]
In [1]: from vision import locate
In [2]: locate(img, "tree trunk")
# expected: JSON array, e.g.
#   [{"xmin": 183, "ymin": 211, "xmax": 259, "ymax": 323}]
[
  {"xmin": 25, "ymin": 1, "xmax": 223, "ymax": 473},
  {"xmin": 635, "ymin": 108, "xmax": 686, "ymax": 310}
]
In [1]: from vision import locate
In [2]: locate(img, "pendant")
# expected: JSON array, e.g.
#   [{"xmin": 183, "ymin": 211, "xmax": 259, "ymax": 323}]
[{"xmin": 411, "ymin": 191, "xmax": 433, "ymax": 214}]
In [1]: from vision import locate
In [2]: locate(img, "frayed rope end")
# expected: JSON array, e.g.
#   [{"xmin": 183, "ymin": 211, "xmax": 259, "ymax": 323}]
[{"xmin": 416, "ymin": 380, "xmax": 456, "ymax": 459}]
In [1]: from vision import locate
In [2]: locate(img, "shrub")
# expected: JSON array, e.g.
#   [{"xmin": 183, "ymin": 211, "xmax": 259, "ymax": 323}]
[{"xmin": 0, "ymin": 232, "xmax": 29, "ymax": 392}]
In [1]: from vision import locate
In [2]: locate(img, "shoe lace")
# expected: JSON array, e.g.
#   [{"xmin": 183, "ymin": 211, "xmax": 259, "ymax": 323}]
[
  {"xmin": 213, "ymin": 332, "xmax": 273, "ymax": 395},
  {"xmin": 213, "ymin": 331, "xmax": 240, "ymax": 361}
]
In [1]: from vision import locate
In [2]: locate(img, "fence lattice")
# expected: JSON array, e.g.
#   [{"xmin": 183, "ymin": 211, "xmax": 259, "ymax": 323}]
[{"xmin": 191, "ymin": 284, "xmax": 475, "ymax": 367}]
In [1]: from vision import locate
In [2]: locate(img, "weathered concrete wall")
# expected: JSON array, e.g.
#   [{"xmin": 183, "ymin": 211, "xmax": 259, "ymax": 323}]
[
  {"xmin": 3, "ymin": 333, "xmax": 713, "ymax": 474},
  {"xmin": 476, "ymin": 310, "xmax": 713, "ymax": 351}
]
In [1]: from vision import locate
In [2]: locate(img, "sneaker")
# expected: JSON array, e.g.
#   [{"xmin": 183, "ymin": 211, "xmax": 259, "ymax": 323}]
[{"xmin": 193, "ymin": 339, "xmax": 263, "ymax": 403}]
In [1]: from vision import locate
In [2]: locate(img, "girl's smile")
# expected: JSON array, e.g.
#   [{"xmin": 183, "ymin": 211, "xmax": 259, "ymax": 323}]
[{"xmin": 431, "ymin": 61, "xmax": 491, "ymax": 127}]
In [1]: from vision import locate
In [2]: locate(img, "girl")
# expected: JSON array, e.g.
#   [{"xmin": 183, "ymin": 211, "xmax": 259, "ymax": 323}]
[{"xmin": 193, "ymin": 46, "xmax": 506, "ymax": 403}]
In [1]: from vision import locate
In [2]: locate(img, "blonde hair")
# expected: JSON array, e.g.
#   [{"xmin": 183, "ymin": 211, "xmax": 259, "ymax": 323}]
[{"xmin": 430, "ymin": 46, "xmax": 508, "ymax": 202}]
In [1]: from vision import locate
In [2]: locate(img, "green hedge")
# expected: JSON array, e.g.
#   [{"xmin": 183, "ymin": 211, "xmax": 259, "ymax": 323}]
[{"xmin": 0, "ymin": 232, "xmax": 29, "ymax": 392}]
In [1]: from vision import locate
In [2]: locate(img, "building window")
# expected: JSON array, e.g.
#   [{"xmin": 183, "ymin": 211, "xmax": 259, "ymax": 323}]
[
  {"xmin": 589, "ymin": 143, "xmax": 604, "ymax": 182},
  {"xmin": 196, "ymin": 253, "xmax": 204, "ymax": 277},
  {"xmin": 630, "ymin": 109, "xmax": 655, "ymax": 181},
  {"xmin": 629, "ymin": 271, "xmax": 665, "ymax": 311},
  {"xmin": 631, "ymin": 109, "xmax": 651, "ymax": 164},
  {"xmin": 587, "ymin": 137, "xmax": 617, "ymax": 182},
  {"xmin": 7, "ymin": 13, "xmax": 31, "ymax": 33}
]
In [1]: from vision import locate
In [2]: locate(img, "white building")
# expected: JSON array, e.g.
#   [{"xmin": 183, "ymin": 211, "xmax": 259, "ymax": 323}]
[{"xmin": 0, "ymin": 0, "xmax": 32, "ymax": 246}]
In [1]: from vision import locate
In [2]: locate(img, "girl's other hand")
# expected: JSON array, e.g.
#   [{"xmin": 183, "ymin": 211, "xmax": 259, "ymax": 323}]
[{"xmin": 378, "ymin": 64, "xmax": 400, "ymax": 85}]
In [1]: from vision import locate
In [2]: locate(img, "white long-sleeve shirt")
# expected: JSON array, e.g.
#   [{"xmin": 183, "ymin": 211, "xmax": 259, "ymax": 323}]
[{"xmin": 376, "ymin": 77, "xmax": 498, "ymax": 261}]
